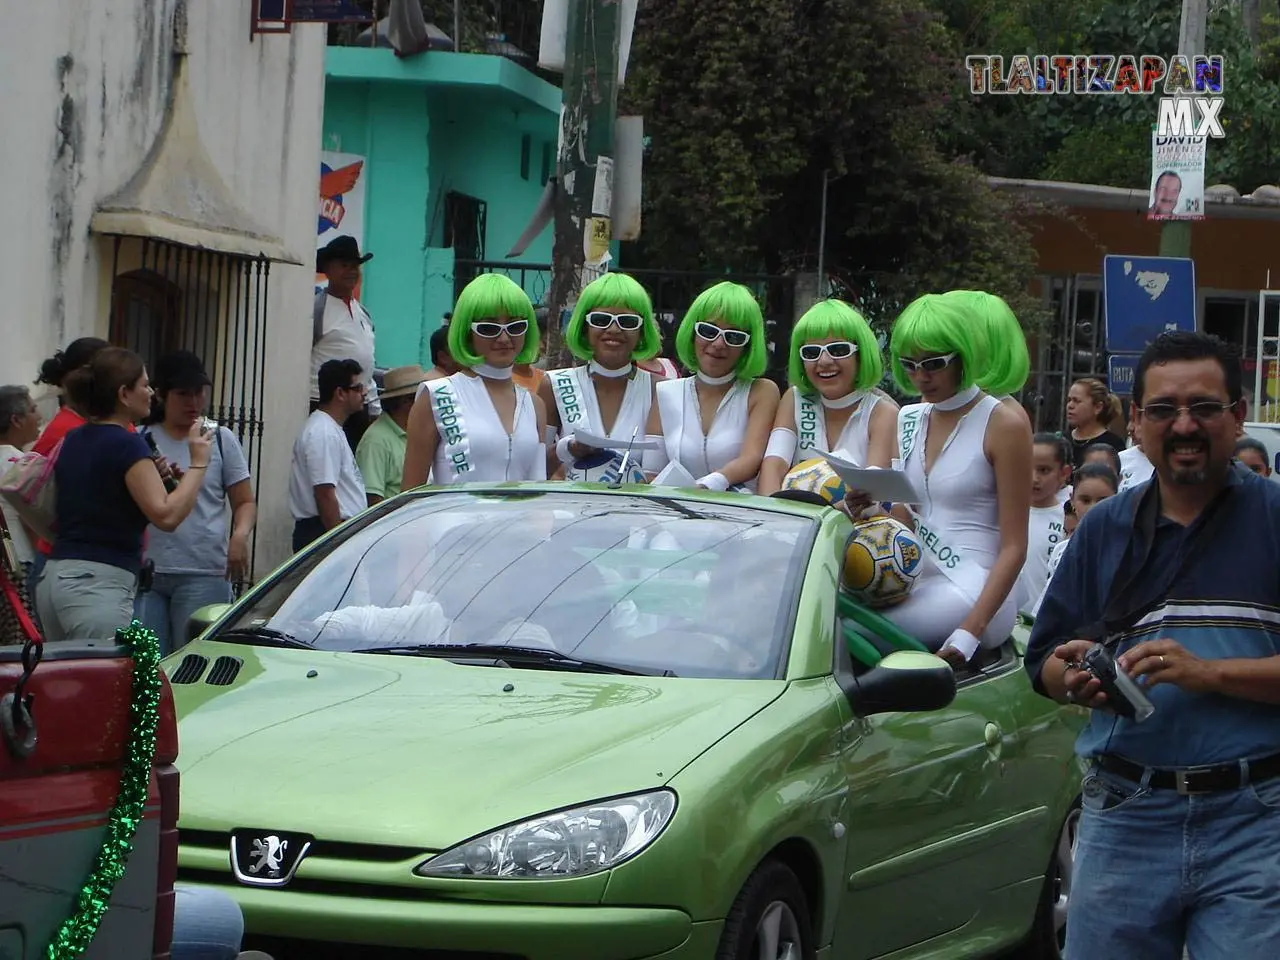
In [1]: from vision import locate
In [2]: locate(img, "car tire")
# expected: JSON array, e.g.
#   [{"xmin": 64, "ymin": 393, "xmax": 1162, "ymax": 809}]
[
  {"xmin": 715, "ymin": 859, "xmax": 815, "ymax": 960},
  {"xmin": 1022, "ymin": 800, "xmax": 1081, "ymax": 960}
]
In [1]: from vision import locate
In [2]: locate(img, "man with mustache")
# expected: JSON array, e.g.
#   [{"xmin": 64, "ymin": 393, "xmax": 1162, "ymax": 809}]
[{"xmin": 1026, "ymin": 331, "xmax": 1280, "ymax": 958}]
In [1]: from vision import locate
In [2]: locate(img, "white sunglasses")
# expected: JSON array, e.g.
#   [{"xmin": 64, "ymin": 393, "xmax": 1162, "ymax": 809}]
[
  {"xmin": 799, "ymin": 341, "xmax": 857, "ymax": 362},
  {"xmin": 471, "ymin": 319, "xmax": 529, "ymax": 339}
]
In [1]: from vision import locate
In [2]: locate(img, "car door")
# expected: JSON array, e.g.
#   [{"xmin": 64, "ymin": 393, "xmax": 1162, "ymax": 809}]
[{"xmin": 830, "ymin": 636, "xmax": 1016, "ymax": 959}]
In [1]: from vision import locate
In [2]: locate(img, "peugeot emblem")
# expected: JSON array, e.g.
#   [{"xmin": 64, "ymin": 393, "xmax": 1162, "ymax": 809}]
[{"xmin": 229, "ymin": 829, "xmax": 313, "ymax": 887}]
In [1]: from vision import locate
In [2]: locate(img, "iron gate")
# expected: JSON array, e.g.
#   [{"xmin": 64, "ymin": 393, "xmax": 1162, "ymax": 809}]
[{"xmin": 106, "ymin": 235, "xmax": 271, "ymax": 585}]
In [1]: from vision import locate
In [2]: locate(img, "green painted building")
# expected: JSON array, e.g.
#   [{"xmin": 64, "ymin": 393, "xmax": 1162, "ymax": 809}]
[{"xmin": 323, "ymin": 48, "xmax": 561, "ymax": 368}]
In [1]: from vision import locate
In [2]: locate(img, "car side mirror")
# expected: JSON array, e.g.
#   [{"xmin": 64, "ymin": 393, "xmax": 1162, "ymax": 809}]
[
  {"xmin": 187, "ymin": 603, "xmax": 233, "ymax": 644},
  {"xmin": 847, "ymin": 650, "xmax": 956, "ymax": 717}
]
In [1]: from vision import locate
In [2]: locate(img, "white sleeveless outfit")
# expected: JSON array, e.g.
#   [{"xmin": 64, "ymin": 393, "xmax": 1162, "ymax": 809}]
[
  {"xmin": 884, "ymin": 393, "xmax": 1016, "ymax": 650},
  {"xmin": 419, "ymin": 372, "xmax": 546, "ymax": 483},
  {"xmin": 645, "ymin": 377, "xmax": 755, "ymax": 491},
  {"xmin": 790, "ymin": 390, "xmax": 880, "ymax": 466},
  {"xmin": 548, "ymin": 366, "xmax": 653, "ymax": 481}
]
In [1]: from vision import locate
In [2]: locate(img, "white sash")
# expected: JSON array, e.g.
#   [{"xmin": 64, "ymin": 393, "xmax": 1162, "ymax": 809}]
[
  {"xmin": 429, "ymin": 378, "xmax": 473, "ymax": 477},
  {"xmin": 898, "ymin": 403, "xmax": 924, "ymax": 465},
  {"xmin": 551, "ymin": 368, "xmax": 589, "ymax": 432},
  {"xmin": 795, "ymin": 393, "xmax": 823, "ymax": 457},
  {"xmin": 552, "ymin": 367, "xmax": 633, "ymax": 482},
  {"xmin": 896, "ymin": 403, "xmax": 987, "ymax": 603}
]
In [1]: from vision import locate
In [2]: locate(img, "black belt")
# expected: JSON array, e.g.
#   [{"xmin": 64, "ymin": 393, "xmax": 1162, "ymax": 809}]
[{"xmin": 1098, "ymin": 752, "xmax": 1280, "ymax": 795}]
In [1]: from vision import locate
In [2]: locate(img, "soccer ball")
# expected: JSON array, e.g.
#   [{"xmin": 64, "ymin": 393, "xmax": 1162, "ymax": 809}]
[
  {"xmin": 781, "ymin": 458, "xmax": 849, "ymax": 505},
  {"xmin": 570, "ymin": 449, "xmax": 647, "ymax": 485},
  {"xmin": 842, "ymin": 516, "xmax": 924, "ymax": 608}
]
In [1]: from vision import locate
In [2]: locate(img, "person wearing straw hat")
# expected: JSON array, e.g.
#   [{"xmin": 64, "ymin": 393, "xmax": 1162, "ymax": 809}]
[{"xmin": 356, "ymin": 364, "xmax": 429, "ymax": 505}]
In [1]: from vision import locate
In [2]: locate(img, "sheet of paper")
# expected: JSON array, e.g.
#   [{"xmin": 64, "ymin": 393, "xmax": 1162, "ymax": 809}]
[
  {"xmin": 572, "ymin": 429, "xmax": 661, "ymax": 452},
  {"xmin": 651, "ymin": 460, "xmax": 698, "ymax": 487},
  {"xmin": 820, "ymin": 452, "xmax": 922, "ymax": 504}
]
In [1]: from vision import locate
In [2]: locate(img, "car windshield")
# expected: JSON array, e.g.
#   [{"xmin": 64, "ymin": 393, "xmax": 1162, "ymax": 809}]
[{"xmin": 218, "ymin": 491, "xmax": 814, "ymax": 679}]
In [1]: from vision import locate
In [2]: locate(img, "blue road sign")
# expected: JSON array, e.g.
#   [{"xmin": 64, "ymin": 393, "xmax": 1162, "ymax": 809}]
[
  {"xmin": 1103, "ymin": 255, "xmax": 1196, "ymax": 353},
  {"xmin": 1108, "ymin": 354, "xmax": 1140, "ymax": 395}
]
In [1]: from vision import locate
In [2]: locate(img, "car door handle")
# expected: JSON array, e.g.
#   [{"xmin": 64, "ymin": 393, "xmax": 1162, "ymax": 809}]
[{"xmin": 983, "ymin": 722, "xmax": 1002, "ymax": 748}]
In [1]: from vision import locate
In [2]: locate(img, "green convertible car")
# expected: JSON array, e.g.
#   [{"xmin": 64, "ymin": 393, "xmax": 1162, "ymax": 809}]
[{"xmin": 170, "ymin": 484, "xmax": 1084, "ymax": 960}]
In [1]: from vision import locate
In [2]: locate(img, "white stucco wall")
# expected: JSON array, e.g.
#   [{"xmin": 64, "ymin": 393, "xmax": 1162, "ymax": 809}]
[{"xmin": 0, "ymin": 0, "xmax": 326, "ymax": 575}]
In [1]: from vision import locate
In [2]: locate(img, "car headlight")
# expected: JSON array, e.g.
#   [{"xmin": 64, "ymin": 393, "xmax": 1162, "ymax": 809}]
[{"xmin": 414, "ymin": 790, "xmax": 677, "ymax": 879}]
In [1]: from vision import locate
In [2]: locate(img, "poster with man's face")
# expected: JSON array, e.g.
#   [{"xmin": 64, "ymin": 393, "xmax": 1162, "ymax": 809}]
[{"xmin": 1148, "ymin": 133, "xmax": 1206, "ymax": 221}]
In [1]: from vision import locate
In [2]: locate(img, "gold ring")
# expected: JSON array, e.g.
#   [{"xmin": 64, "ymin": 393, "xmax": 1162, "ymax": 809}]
[{"xmin": 1160, "ymin": 655, "xmax": 1167, "ymax": 666}]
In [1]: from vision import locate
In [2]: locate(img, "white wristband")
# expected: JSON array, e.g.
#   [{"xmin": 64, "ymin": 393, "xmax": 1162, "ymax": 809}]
[
  {"xmin": 555, "ymin": 435, "xmax": 577, "ymax": 465},
  {"xmin": 941, "ymin": 628, "xmax": 981, "ymax": 661},
  {"xmin": 697, "ymin": 471, "xmax": 730, "ymax": 492}
]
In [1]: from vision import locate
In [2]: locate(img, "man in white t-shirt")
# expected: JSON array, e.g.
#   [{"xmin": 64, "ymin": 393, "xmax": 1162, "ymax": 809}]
[
  {"xmin": 0, "ymin": 384, "xmax": 42, "ymax": 572},
  {"xmin": 290, "ymin": 359, "xmax": 369, "ymax": 553},
  {"xmin": 312, "ymin": 235, "xmax": 380, "ymax": 450}
]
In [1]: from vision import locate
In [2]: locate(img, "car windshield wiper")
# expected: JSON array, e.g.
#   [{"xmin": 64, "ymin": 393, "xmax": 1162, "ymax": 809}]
[
  {"xmin": 354, "ymin": 643, "xmax": 675, "ymax": 677},
  {"xmin": 215, "ymin": 626, "xmax": 315, "ymax": 649}
]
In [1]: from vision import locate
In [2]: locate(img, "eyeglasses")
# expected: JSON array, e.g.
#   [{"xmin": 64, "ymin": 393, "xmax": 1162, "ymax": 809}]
[
  {"xmin": 694, "ymin": 322, "xmax": 751, "ymax": 348},
  {"xmin": 343, "ymin": 382, "xmax": 367, "ymax": 394},
  {"xmin": 799, "ymin": 341, "xmax": 858, "ymax": 363},
  {"xmin": 585, "ymin": 311, "xmax": 644, "ymax": 332},
  {"xmin": 1139, "ymin": 401, "xmax": 1234, "ymax": 423},
  {"xmin": 899, "ymin": 353, "xmax": 956, "ymax": 373},
  {"xmin": 471, "ymin": 319, "xmax": 529, "ymax": 339}
]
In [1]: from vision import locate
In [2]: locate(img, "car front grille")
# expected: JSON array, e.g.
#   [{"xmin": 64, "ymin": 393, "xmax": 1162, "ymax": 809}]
[
  {"xmin": 242, "ymin": 938, "xmax": 526, "ymax": 960},
  {"xmin": 181, "ymin": 829, "xmax": 428, "ymax": 863}
]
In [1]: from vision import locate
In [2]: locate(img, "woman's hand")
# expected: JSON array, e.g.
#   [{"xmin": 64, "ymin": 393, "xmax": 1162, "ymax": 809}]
[
  {"xmin": 838, "ymin": 488, "xmax": 884, "ymax": 519},
  {"xmin": 186, "ymin": 420, "xmax": 213, "ymax": 467}
]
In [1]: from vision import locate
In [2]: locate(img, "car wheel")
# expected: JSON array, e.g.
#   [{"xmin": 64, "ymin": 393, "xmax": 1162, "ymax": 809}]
[
  {"xmin": 716, "ymin": 859, "xmax": 815, "ymax": 960},
  {"xmin": 1024, "ymin": 802, "xmax": 1081, "ymax": 959}
]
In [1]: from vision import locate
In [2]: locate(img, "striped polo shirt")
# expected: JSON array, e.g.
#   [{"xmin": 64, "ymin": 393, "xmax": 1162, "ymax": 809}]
[{"xmin": 1026, "ymin": 465, "xmax": 1280, "ymax": 767}]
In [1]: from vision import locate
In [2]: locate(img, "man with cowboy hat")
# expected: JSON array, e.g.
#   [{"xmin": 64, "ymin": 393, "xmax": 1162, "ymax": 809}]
[
  {"xmin": 313, "ymin": 235, "xmax": 379, "ymax": 449},
  {"xmin": 355, "ymin": 365, "xmax": 429, "ymax": 505}
]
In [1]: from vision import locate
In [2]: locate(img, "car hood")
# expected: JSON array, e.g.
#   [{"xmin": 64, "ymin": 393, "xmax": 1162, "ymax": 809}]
[{"xmin": 171, "ymin": 642, "xmax": 785, "ymax": 850}]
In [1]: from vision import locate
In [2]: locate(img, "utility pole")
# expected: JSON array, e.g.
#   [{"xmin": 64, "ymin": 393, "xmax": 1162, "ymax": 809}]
[
  {"xmin": 544, "ymin": 0, "xmax": 623, "ymax": 369},
  {"xmin": 1159, "ymin": 0, "xmax": 1208, "ymax": 258},
  {"xmin": 816, "ymin": 171, "xmax": 830, "ymax": 300}
]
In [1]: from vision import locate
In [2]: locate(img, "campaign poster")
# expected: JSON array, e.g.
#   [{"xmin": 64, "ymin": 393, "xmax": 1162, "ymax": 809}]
[{"xmin": 1148, "ymin": 133, "xmax": 1206, "ymax": 221}]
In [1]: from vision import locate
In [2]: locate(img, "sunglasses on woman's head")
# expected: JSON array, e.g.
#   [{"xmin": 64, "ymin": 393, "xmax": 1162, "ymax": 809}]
[
  {"xmin": 799, "ymin": 341, "xmax": 857, "ymax": 362},
  {"xmin": 471, "ymin": 319, "xmax": 529, "ymax": 339},
  {"xmin": 585, "ymin": 311, "xmax": 644, "ymax": 332},
  {"xmin": 694, "ymin": 321, "xmax": 751, "ymax": 348},
  {"xmin": 899, "ymin": 353, "xmax": 956, "ymax": 373}
]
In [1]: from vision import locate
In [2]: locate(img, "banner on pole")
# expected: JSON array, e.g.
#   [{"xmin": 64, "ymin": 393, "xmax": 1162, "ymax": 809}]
[{"xmin": 317, "ymin": 151, "xmax": 368, "ymax": 291}]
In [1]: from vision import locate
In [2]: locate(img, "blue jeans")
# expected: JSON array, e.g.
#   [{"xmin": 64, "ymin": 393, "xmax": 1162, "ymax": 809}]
[
  {"xmin": 135, "ymin": 573, "xmax": 233, "ymax": 657},
  {"xmin": 171, "ymin": 884, "xmax": 243, "ymax": 960},
  {"xmin": 1067, "ymin": 760, "xmax": 1280, "ymax": 959}
]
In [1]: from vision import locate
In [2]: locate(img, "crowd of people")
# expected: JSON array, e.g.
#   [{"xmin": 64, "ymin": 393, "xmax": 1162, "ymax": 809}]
[{"xmin": 4, "ymin": 243, "xmax": 1280, "ymax": 956}]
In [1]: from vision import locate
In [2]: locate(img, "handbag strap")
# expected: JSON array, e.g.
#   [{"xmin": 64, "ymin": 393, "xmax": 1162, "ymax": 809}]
[
  {"xmin": 0, "ymin": 566, "xmax": 39, "ymax": 644},
  {"xmin": 1077, "ymin": 468, "xmax": 1240, "ymax": 644}
]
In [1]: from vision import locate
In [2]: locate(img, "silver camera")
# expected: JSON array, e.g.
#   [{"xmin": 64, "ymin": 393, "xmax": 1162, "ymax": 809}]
[
  {"xmin": 1082, "ymin": 645, "xmax": 1155, "ymax": 722},
  {"xmin": 199, "ymin": 417, "xmax": 218, "ymax": 436}
]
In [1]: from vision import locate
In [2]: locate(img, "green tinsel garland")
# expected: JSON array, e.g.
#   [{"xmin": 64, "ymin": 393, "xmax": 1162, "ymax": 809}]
[{"xmin": 45, "ymin": 621, "xmax": 162, "ymax": 960}]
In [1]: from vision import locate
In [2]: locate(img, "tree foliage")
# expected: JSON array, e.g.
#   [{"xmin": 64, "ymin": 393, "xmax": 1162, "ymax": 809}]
[
  {"xmin": 943, "ymin": 0, "xmax": 1280, "ymax": 192},
  {"xmin": 623, "ymin": 0, "xmax": 1048, "ymax": 330}
]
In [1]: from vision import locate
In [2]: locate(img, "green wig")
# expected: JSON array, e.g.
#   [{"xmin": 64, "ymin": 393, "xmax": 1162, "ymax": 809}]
[
  {"xmin": 674, "ymin": 281, "xmax": 769, "ymax": 381},
  {"xmin": 787, "ymin": 299, "xmax": 883, "ymax": 395},
  {"xmin": 888, "ymin": 293, "xmax": 987, "ymax": 395},
  {"xmin": 565, "ymin": 272, "xmax": 662, "ymax": 363},
  {"xmin": 941, "ymin": 290, "xmax": 1029, "ymax": 396},
  {"xmin": 447, "ymin": 273, "xmax": 541, "ymax": 367}
]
